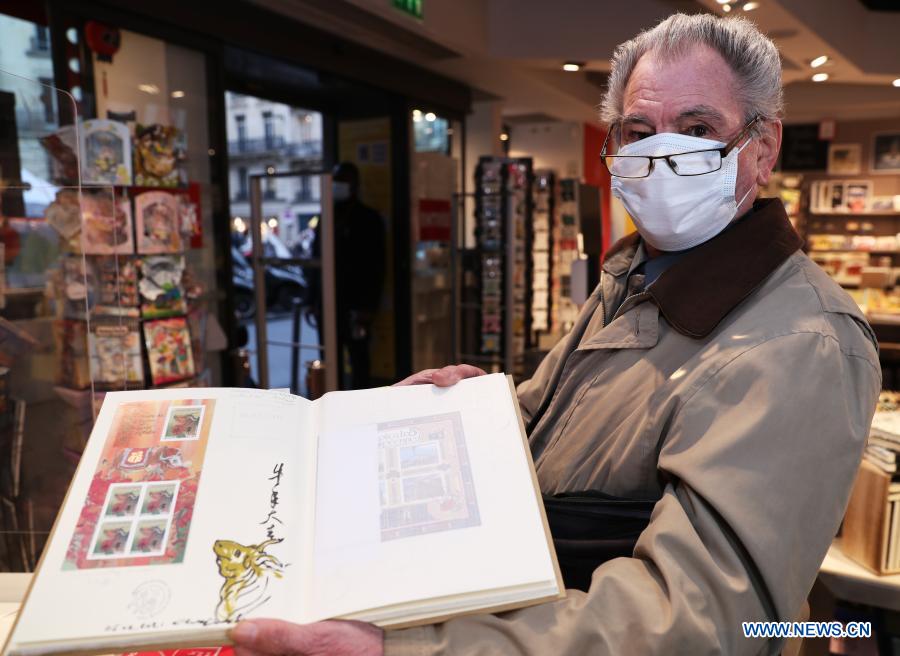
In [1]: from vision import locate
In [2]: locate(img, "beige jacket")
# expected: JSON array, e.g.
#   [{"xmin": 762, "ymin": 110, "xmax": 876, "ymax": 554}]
[{"xmin": 385, "ymin": 199, "xmax": 880, "ymax": 655}]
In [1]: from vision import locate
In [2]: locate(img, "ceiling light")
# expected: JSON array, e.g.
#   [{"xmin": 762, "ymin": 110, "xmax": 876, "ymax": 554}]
[
  {"xmin": 722, "ymin": 3, "xmax": 732, "ymax": 11},
  {"xmin": 742, "ymin": 1, "xmax": 759, "ymax": 10},
  {"xmin": 138, "ymin": 83, "xmax": 159, "ymax": 95},
  {"xmin": 267, "ymin": 218, "xmax": 278, "ymax": 229},
  {"xmin": 893, "ymin": 79, "xmax": 900, "ymax": 87},
  {"xmin": 812, "ymin": 72, "xmax": 829, "ymax": 82},
  {"xmin": 499, "ymin": 133, "xmax": 509, "ymax": 142},
  {"xmin": 425, "ymin": 112, "xmax": 436, "ymax": 122},
  {"xmin": 562, "ymin": 62, "xmax": 582, "ymax": 72},
  {"xmin": 810, "ymin": 55, "xmax": 829, "ymax": 68},
  {"xmin": 412, "ymin": 109, "xmax": 423, "ymax": 123},
  {"xmin": 716, "ymin": 0, "xmax": 729, "ymax": 4},
  {"xmin": 266, "ymin": 166, "xmax": 276, "ymax": 175},
  {"xmin": 171, "ymin": 90, "xmax": 185, "ymax": 99}
]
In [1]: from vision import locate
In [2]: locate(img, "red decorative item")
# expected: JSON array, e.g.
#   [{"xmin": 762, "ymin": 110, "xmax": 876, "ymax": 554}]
[{"xmin": 85, "ymin": 21, "xmax": 121, "ymax": 62}]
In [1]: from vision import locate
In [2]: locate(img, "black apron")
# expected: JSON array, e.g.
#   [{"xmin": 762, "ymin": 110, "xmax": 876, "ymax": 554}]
[{"xmin": 543, "ymin": 491, "xmax": 655, "ymax": 592}]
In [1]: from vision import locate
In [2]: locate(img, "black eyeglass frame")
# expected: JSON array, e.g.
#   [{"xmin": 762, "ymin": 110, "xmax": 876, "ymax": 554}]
[{"xmin": 600, "ymin": 115, "xmax": 762, "ymax": 178}]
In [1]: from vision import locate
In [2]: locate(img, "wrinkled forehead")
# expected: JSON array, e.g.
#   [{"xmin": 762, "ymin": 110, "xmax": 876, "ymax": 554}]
[{"xmin": 621, "ymin": 44, "xmax": 744, "ymax": 128}]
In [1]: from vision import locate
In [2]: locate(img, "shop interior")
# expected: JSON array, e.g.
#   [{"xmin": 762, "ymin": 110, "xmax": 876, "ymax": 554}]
[{"xmin": 0, "ymin": 0, "xmax": 900, "ymax": 653}]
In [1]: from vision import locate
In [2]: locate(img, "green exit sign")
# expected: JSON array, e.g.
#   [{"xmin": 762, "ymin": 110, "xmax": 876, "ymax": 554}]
[{"xmin": 392, "ymin": 0, "xmax": 423, "ymax": 19}]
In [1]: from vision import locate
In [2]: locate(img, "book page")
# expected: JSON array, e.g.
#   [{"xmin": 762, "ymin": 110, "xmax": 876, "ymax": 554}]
[
  {"xmin": 8, "ymin": 388, "xmax": 315, "ymax": 652},
  {"xmin": 305, "ymin": 374, "xmax": 557, "ymax": 622}
]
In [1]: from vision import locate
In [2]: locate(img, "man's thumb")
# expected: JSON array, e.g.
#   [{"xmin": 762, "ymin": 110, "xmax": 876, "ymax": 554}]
[{"xmin": 230, "ymin": 619, "xmax": 312, "ymax": 653}]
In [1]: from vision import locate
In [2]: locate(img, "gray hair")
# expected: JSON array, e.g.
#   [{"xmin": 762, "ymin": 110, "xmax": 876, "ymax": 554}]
[{"xmin": 600, "ymin": 13, "xmax": 783, "ymax": 132}]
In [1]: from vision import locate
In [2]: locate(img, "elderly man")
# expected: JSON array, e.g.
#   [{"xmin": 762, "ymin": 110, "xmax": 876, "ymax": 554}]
[{"xmin": 230, "ymin": 13, "xmax": 880, "ymax": 655}]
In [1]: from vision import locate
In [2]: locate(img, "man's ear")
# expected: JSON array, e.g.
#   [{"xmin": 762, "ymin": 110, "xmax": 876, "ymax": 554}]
[{"xmin": 755, "ymin": 119, "xmax": 782, "ymax": 186}]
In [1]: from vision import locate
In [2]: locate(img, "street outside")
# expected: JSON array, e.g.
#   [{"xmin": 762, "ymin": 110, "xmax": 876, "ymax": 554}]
[{"xmin": 243, "ymin": 309, "xmax": 322, "ymax": 397}]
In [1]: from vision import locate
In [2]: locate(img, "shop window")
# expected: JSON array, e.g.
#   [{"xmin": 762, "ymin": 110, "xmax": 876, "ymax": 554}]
[
  {"xmin": 236, "ymin": 166, "xmax": 248, "ymax": 200},
  {"xmin": 264, "ymin": 167, "xmax": 278, "ymax": 200},
  {"xmin": 0, "ymin": 24, "xmax": 223, "ymax": 572},
  {"xmin": 263, "ymin": 111, "xmax": 276, "ymax": 149},
  {"xmin": 236, "ymin": 114, "xmax": 246, "ymax": 151},
  {"xmin": 412, "ymin": 109, "xmax": 449, "ymax": 154}
]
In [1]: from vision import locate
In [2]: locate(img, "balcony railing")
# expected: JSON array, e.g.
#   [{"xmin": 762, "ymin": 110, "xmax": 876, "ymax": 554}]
[{"xmin": 228, "ymin": 138, "xmax": 322, "ymax": 159}]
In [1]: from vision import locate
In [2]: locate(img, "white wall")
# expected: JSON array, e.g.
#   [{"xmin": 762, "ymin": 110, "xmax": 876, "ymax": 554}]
[{"xmin": 508, "ymin": 121, "xmax": 583, "ymax": 179}]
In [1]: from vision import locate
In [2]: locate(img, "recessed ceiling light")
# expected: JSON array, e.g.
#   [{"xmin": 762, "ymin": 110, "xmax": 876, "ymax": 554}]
[
  {"xmin": 425, "ymin": 112, "xmax": 436, "ymax": 122},
  {"xmin": 563, "ymin": 62, "xmax": 582, "ymax": 72},
  {"xmin": 812, "ymin": 72, "xmax": 829, "ymax": 82},
  {"xmin": 893, "ymin": 78, "xmax": 900, "ymax": 87},
  {"xmin": 716, "ymin": 0, "xmax": 729, "ymax": 4},
  {"xmin": 499, "ymin": 133, "xmax": 509, "ymax": 142},
  {"xmin": 722, "ymin": 3, "xmax": 732, "ymax": 11},
  {"xmin": 742, "ymin": 1, "xmax": 759, "ymax": 10},
  {"xmin": 170, "ymin": 90, "xmax": 185, "ymax": 99},
  {"xmin": 137, "ymin": 83, "xmax": 160, "ymax": 95},
  {"xmin": 810, "ymin": 55, "xmax": 829, "ymax": 68}
]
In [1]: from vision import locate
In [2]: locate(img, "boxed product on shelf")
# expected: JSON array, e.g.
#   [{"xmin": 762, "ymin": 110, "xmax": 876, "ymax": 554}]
[{"xmin": 809, "ymin": 251, "xmax": 870, "ymax": 286}]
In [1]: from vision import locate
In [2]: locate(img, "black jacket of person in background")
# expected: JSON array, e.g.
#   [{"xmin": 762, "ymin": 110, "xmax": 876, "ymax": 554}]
[{"xmin": 332, "ymin": 162, "xmax": 385, "ymax": 389}]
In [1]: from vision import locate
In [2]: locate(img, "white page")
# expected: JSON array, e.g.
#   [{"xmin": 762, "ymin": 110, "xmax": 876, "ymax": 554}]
[
  {"xmin": 9, "ymin": 388, "xmax": 315, "ymax": 651},
  {"xmin": 305, "ymin": 374, "xmax": 557, "ymax": 621}
]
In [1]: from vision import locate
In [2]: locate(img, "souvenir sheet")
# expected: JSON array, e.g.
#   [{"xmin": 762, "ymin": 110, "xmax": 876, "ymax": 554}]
[{"xmin": 378, "ymin": 413, "xmax": 480, "ymax": 541}]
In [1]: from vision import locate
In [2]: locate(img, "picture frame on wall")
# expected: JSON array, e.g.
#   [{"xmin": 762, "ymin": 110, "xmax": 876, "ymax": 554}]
[
  {"xmin": 827, "ymin": 143, "xmax": 862, "ymax": 175},
  {"xmin": 872, "ymin": 133, "xmax": 900, "ymax": 173}
]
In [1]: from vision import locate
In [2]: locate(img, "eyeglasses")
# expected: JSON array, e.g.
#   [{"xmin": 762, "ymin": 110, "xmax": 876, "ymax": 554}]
[{"xmin": 601, "ymin": 116, "xmax": 761, "ymax": 179}]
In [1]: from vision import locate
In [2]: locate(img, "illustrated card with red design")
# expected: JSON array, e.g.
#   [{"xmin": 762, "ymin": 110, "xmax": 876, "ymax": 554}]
[{"xmin": 64, "ymin": 398, "xmax": 214, "ymax": 570}]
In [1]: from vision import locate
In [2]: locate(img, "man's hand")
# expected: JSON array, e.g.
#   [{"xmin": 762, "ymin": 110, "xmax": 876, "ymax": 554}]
[
  {"xmin": 230, "ymin": 619, "xmax": 383, "ymax": 656},
  {"xmin": 394, "ymin": 364, "xmax": 486, "ymax": 388}
]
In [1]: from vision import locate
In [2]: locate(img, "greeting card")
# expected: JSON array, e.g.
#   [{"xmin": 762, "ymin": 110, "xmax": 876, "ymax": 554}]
[
  {"xmin": 81, "ymin": 190, "xmax": 134, "ymax": 254},
  {"xmin": 135, "ymin": 191, "xmax": 181, "ymax": 254},
  {"xmin": 81, "ymin": 119, "xmax": 132, "ymax": 186},
  {"xmin": 143, "ymin": 317, "xmax": 195, "ymax": 386},
  {"xmin": 133, "ymin": 124, "xmax": 186, "ymax": 188}
]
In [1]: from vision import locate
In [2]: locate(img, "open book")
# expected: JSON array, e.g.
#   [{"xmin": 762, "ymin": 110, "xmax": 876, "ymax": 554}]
[{"xmin": 3, "ymin": 374, "xmax": 563, "ymax": 655}]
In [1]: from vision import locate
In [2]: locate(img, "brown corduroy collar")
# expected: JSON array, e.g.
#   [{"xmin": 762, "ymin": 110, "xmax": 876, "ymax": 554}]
[{"xmin": 602, "ymin": 198, "xmax": 804, "ymax": 338}]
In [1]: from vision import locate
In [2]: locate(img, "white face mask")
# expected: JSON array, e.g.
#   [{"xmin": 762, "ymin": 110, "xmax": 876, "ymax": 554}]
[
  {"xmin": 333, "ymin": 181, "xmax": 351, "ymax": 202},
  {"xmin": 610, "ymin": 132, "xmax": 755, "ymax": 251}
]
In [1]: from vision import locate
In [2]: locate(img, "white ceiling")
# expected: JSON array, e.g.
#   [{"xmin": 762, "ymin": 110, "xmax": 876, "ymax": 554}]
[{"xmin": 253, "ymin": 0, "xmax": 900, "ymax": 124}]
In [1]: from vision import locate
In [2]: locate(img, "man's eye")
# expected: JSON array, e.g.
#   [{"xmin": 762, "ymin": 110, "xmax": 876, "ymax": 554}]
[
  {"xmin": 685, "ymin": 125, "xmax": 709, "ymax": 138},
  {"xmin": 625, "ymin": 130, "xmax": 653, "ymax": 143}
]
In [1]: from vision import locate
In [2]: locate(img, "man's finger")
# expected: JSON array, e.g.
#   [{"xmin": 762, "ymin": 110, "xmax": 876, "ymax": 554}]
[
  {"xmin": 431, "ymin": 364, "xmax": 487, "ymax": 387},
  {"xmin": 230, "ymin": 619, "xmax": 315, "ymax": 654},
  {"xmin": 392, "ymin": 369, "xmax": 437, "ymax": 386}
]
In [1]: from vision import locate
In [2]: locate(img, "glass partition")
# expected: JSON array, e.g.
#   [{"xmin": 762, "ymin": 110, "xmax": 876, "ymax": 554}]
[{"xmin": 0, "ymin": 71, "xmax": 94, "ymax": 572}]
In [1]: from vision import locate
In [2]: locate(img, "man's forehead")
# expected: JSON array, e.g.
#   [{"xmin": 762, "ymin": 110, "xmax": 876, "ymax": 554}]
[{"xmin": 622, "ymin": 44, "xmax": 742, "ymax": 124}]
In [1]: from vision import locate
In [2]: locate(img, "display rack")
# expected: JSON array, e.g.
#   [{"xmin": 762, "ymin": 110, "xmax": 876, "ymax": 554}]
[
  {"xmin": 552, "ymin": 178, "xmax": 585, "ymax": 335},
  {"xmin": 530, "ymin": 170, "xmax": 554, "ymax": 343},
  {"xmin": 454, "ymin": 156, "xmax": 534, "ymax": 378}
]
